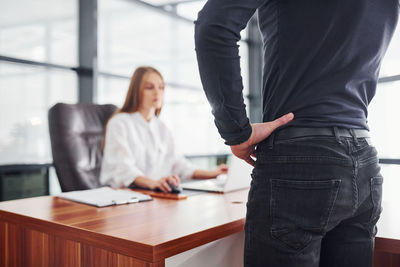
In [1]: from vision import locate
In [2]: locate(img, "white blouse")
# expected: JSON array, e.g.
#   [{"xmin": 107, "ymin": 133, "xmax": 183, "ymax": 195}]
[{"xmin": 100, "ymin": 112, "xmax": 196, "ymax": 187}]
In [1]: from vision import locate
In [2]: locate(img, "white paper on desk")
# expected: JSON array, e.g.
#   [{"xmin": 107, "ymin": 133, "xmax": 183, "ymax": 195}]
[{"xmin": 58, "ymin": 187, "xmax": 152, "ymax": 207}]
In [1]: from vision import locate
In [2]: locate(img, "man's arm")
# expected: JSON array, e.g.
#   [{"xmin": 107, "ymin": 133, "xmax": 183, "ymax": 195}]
[
  {"xmin": 195, "ymin": 0, "xmax": 294, "ymax": 165},
  {"xmin": 194, "ymin": 0, "xmax": 264, "ymax": 146}
]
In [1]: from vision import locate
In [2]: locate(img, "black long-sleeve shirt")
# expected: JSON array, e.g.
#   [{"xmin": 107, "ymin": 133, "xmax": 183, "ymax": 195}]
[{"xmin": 195, "ymin": 0, "xmax": 399, "ymax": 145}]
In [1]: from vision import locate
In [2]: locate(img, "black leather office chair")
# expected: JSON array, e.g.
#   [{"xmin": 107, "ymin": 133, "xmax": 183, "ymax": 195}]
[{"xmin": 48, "ymin": 103, "xmax": 118, "ymax": 192}]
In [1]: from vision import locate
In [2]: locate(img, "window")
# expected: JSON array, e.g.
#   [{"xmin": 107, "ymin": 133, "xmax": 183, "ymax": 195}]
[
  {"xmin": 0, "ymin": 62, "xmax": 77, "ymax": 164},
  {"xmin": 0, "ymin": 0, "xmax": 77, "ymax": 66},
  {"xmin": 368, "ymin": 81, "xmax": 400, "ymax": 159},
  {"xmin": 98, "ymin": 0, "xmax": 249, "ymax": 156},
  {"xmin": 369, "ymin": 23, "xmax": 400, "ymax": 161},
  {"xmin": 369, "ymin": 24, "xmax": 400, "ymax": 200},
  {"xmin": 0, "ymin": 0, "xmax": 78, "ymax": 164},
  {"xmin": 380, "ymin": 24, "xmax": 400, "ymax": 77}
]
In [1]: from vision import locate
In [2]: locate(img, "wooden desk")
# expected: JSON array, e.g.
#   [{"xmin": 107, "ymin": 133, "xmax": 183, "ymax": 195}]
[
  {"xmin": 374, "ymin": 201, "xmax": 400, "ymax": 266},
  {"xmin": 0, "ymin": 189, "xmax": 248, "ymax": 267},
  {"xmin": 1, "ymin": 189, "xmax": 399, "ymax": 267}
]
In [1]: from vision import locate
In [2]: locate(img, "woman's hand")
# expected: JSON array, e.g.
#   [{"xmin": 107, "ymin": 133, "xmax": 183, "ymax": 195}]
[
  {"xmin": 213, "ymin": 164, "xmax": 228, "ymax": 177},
  {"xmin": 192, "ymin": 164, "xmax": 229, "ymax": 179},
  {"xmin": 152, "ymin": 175, "xmax": 180, "ymax": 193}
]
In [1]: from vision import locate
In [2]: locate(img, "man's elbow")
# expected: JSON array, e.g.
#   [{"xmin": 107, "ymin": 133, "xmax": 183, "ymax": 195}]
[
  {"xmin": 195, "ymin": 19, "xmax": 239, "ymax": 51},
  {"xmin": 195, "ymin": 15, "xmax": 225, "ymax": 49}
]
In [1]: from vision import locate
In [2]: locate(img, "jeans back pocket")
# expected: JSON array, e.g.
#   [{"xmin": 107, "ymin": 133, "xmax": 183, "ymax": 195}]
[{"xmin": 270, "ymin": 179, "xmax": 341, "ymax": 250}]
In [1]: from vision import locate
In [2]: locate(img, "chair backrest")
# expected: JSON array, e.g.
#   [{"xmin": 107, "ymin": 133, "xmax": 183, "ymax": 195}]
[{"xmin": 48, "ymin": 103, "xmax": 118, "ymax": 192}]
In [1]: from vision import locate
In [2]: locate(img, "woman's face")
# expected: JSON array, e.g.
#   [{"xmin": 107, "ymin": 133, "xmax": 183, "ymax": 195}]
[{"xmin": 139, "ymin": 71, "xmax": 164, "ymax": 112}]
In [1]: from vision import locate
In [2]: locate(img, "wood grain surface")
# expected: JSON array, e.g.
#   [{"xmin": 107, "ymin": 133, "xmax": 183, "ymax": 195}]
[
  {"xmin": 131, "ymin": 188, "xmax": 188, "ymax": 200},
  {"xmin": 24, "ymin": 228, "xmax": 52, "ymax": 267},
  {"xmin": 1, "ymin": 188, "xmax": 399, "ymax": 267},
  {"xmin": 0, "ymin": 189, "xmax": 248, "ymax": 265},
  {"xmin": 374, "ymin": 251, "xmax": 400, "ymax": 267}
]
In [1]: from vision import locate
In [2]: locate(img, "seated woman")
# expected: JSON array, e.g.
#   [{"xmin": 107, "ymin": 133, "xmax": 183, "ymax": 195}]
[{"xmin": 100, "ymin": 66, "xmax": 228, "ymax": 193}]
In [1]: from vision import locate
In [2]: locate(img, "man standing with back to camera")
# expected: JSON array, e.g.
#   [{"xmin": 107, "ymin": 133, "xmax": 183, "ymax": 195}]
[{"xmin": 194, "ymin": 0, "xmax": 399, "ymax": 266}]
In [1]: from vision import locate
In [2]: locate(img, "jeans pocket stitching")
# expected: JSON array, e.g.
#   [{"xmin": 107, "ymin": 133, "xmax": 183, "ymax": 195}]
[
  {"xmin": 247, "ymin": 173, "xmax": 257, "ymax": 204},
  {"xmin": 370, "ymin": 176, "xmax": 383, "ymax": 222}
]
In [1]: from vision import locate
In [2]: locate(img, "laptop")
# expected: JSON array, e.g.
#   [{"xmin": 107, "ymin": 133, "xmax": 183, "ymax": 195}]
[{"xmin": 181, "ymin": 156, "xmax": 253, "ymax": 193}]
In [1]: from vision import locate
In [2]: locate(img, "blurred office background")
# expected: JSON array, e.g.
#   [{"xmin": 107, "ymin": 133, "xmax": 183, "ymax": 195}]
[{"xmin": 0, "ymin": 0, "xmax": 399, "ymax": 200}]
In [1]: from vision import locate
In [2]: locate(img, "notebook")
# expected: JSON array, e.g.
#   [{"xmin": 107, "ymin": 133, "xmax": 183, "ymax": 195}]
[{"xmin": 58, "ymin": 187, "xmax": 152, "ymax": 207}]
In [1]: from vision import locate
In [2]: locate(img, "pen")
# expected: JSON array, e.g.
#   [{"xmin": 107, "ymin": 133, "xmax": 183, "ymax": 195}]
[{"xmin": 112, "ymin": 198, "xmax": 139, "ymax": 205}]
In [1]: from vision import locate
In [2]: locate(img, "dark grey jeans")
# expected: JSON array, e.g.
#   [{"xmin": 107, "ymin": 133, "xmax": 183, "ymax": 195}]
[{"xmin": 244, "ymin": 129, "xmax": 382, "ymax": 267}]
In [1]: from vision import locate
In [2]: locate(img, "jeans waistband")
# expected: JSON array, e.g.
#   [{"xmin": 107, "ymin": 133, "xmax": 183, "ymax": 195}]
[
  {"xmin": 274, "ymin": 127, "xmax": 370, "ymax": 140},
  {"xmin": 258, "ymin": 127, "xmax": 370, "ymax": 150}
]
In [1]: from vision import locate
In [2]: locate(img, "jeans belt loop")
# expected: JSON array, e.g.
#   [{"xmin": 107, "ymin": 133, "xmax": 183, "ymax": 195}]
[
  {"xmin": 333, "ymin": 126, "xmax": 342, "ymax": 144},
  {"xmin": 350, "ymin": 128, "xmax": 360, "ymax": 146},
  {"xmin": 267, "ymin": 131, "xmax": 275, "ymax": 150}
]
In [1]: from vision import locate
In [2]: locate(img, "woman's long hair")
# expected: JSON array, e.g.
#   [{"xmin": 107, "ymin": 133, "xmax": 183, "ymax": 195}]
[
  {"xmin": 102, "ymin": 66, "xmax": 164, "ymax": 151},
  {"xmin": 119, "ymin": 66, "xmax": 163, "ymax": 116}
]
